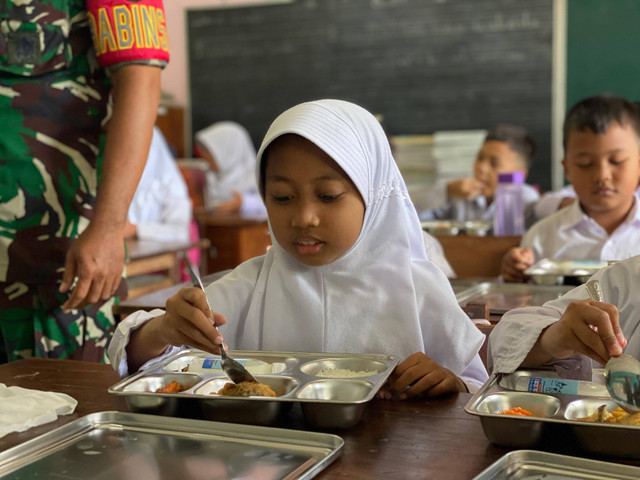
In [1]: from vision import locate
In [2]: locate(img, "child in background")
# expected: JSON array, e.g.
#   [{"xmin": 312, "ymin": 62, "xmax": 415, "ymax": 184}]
[
  {"xmin": 502, "ymin": 95, "xmax": 640, "ymax": 282},
  {"xmin": 194, "ymin": 121, "xmax": 267, "ymax": 216},
  {"xmin": 419, "ymin": 124, "xmax": 539, "ymax": 227},
  {"xmin": 489, "ymin": 254, "xmax": 639, "ymax": 375},
  {"xmin": 124, "ymin": 127, "xmax": 193, "ymax": 243},
  {"xmin": 109, "ymin": 99, "xmax": 488, "ymax": 397}
]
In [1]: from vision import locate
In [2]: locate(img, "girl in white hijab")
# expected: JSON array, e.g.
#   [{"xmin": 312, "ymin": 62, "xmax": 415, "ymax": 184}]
[
  {"xmin": 110, "ymin": 100, "xmax": 487, "ymax": 396},
  {"xmin": 194, "ymin": 121, "xmax": 266, "ymax": 216}
]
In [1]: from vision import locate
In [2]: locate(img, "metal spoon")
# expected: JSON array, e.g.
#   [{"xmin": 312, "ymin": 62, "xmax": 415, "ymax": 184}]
[
  {"xmin": 184, "ymin": 258, "xmax": 258, "ymax": 384},
  {"xmin": 585, "ymin": 280, "xmax": 640, "ymax": 412}
]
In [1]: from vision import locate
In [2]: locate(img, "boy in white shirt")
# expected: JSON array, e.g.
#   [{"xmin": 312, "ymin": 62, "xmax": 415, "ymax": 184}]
[
  {"xmin": 502, "ymin": 95, "xmax": 640, "ymax": 282},
  {"xmin": 490, "ymin": 255, "xmax": 639, "ymax": 374},
  {"xmin": 419, "ymin": 124, "xmax": 539, "ymax": 226}
]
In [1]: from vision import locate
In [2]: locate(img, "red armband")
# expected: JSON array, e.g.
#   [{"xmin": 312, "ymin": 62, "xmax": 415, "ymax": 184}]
[{"xmin": 87, "ymin": 0, "xmax": 170, "ymax": 68}]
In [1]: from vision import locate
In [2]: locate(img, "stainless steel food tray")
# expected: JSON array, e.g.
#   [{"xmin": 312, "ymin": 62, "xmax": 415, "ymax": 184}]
[
  {"xmin": 465, "ymin": 369, "xmax": 640, "ymax": 459},
  {"xmin": 109, "ymin": 349, "xmax": 398, "ymax": 429},
  {"xmin": 0, "ymin": 411, "xmax": 343, "ymax": 480},
  {"xmin": 525, "ymin": 258, "xmax": 612, "ymax": 285},
  {"xmin": 473, "ymin": 450, "xmax": 640, "ymax": 479},
  {"xmin": 455, "ymin": 282, "xmax": 573, "ymax": 315},
  {"xmin": 421, "ymin": 220, "xmax": 492, "ymax": 236}
]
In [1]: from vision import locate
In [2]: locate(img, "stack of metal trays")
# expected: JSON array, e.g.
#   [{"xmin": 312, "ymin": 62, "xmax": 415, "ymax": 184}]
[
  {"xmin": 0, "ymin": 411, "xmax": 343, "ymax": 479},
  {"xmin": 455, "ymin": 282, "xmax": 573, "ymax": 315},
  {"xmin": 465, "ymin": 369, "xmax": 640, "ymax": 459},
  {"xmin": 525, "ymin": 258, "xmax": 612, "ymax": 285},
  {"xmin": 473, "ymin": 450, "xmax": 640, "ymax": 479},
  {"xmin": 109, "ymin": 350, "xmax": 398, "ymax": 429}
]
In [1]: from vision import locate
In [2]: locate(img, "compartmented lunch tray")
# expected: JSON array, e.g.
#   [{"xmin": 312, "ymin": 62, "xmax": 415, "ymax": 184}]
[
  {"xmin": 109, "ymin": 349, "xmax": 398, "ymax": 429},
  {"xmin": 525, "ymin": 259, "xmax": 612, "ymax": 285},
  {"xmin": 465, "ymin": 369, "xmax": 640, "ymax": 459}
]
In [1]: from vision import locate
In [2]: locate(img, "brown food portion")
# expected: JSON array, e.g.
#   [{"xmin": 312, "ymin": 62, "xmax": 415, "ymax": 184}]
[
  {"xmin": 216, "ymin": 381, "xmax": 277, "ymax": 397},
  {"xmin": 155, "ymin": 380, "xmax": 185, "ymax": 393},
  {"xmin": 577, "ymin": 405, "xmax": 640, "ymax": 424}
]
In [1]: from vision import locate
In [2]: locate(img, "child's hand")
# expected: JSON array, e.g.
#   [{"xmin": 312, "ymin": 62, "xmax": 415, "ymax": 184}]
[
  {"xmin": 213, "ymin": 191, "xmax": 243, "ymax": 214},
  {"xmin": 378, "ymin": 352, "xmax": 467, "ymax": 400},
  {"xmin": 159, "ymin": 287, "xmax": 227, "ymax": 354},
  {"xmin": 447, "ymin": 178, "xmax": 485, "ymax": 200},
  {"xmin": 501, "ymin": 247, "xmax": 534, "ymax": 282},
  {"xmin": 538, "ymin": 299, "xmax": 627, "ymax": 365}
]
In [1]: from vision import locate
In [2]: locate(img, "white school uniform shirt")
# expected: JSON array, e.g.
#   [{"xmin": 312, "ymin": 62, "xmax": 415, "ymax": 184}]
[
  {"xmin": 127, "ymin": 127, "xmax": 192, "ymax": 242},
  {"xmin": 521, "ymin": 193, "xmax": 640, "ymax": 262},
  {"xmin": 489, "ymin": 254, "xmax": 640, "ymax": 374},
  {"xmin": 196, "ymin": 121, "xmax": 267, "ymax": 216},
  {"xmin": 419, "ymin": 182, "xmax": 540, "ymax": 228},
  {"xmin": 110, "ymin": 100, "xmax": 487, "ymax": 390},
  {"xmin": 533, "ymin": 185, "xmax": 640, "ymax": 220}
]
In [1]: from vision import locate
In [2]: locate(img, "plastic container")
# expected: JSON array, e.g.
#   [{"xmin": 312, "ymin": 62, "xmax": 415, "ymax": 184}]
[
  {"xmin": 493, "ymin": 171, "xmax": 525, "ymax": 236},
  {"xmin": 514, "ymin": 376, "xmax": 610, "ymax": 397}
]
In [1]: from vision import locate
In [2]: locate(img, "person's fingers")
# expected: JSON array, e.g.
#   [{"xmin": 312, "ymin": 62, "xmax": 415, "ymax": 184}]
[
  {"xmin": 59, "ymin": 253, "xmax": 76, "ymax": 294},
  {"xmin": 406, "ymin": 370, "xmax": 459, "ymax": 398},
  {"xmin": 167, "ymin": 289, "xmax": 223, "ymax": 346},
  {"xmin": 580, "ymin": 301, "xmax": 624, "ymax": 357},
  {"xmin": 389, "ymin": 352, "xmax": 421, "ymax": 382},
  {"xmin": 593, "ymin": 300, "xmax": 626, "ymax": 352},
  {"xmin": 61, "ymin": 276, "xmax": 91, "ymax": 311},
  {"xmin": 174, "ymin": 319, "xmax": 221, "ymax": 352},
  {"xmin": 108, "ymin": 274, "xmax": 121, "ymax": 298},
  {"xmin": 85, "ymin": 272, "xmax": 107, "ymax": 306},
  {"xmin": 399, "ymin": 368, "xmax": 442, "ymax": 397},
  {"xmin": 212, "ymin": 311, "xmax": 227, "ymax": 328}
]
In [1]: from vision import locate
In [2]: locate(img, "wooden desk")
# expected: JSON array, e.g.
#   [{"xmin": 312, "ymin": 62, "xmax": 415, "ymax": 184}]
[
  {"xmin": 195, "ymin": 211, "xmax": 271, "ymax": 273},
  {"xmin": 435, "ymin": 234, "xmax": 521, "ymax": 278},
  {"xmin": 125, "ymin": 238, "xmax": 207, "ymax": 299},
  {"xmin": 2, "ymin": 358, "xmax": 638, "ymax": 477},
  {"xmin": 113, "ymin": 270, "xmax": 227, "ymax": 317}
]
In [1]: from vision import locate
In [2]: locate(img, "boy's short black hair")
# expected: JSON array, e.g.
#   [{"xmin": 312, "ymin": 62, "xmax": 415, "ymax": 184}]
[
  {"xmin": 484, "ymin": 124, "xmax": 536, "ymax": 169},
  {"xmin": 563, "ymin": 94, "xmax": 640, "ymax": 152}
]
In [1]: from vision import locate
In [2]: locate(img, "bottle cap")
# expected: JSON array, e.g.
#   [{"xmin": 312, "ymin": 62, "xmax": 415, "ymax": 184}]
[{"xmin": 498, "ymin": 171, "xmax": 525, "ymax": 183}]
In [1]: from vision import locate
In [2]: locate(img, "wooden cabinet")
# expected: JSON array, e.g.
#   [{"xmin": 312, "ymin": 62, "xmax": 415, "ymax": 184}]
[
  {"xmin": 435, "ymin": 234, "xmax": 521, "ymax": 278},
  {"xmin": 196, "ymin": 211, "xmax": 271, "ymax": 273},
  {"xmin": 155, "ymin": 105, "xmax": 186, "ymax": 157}
]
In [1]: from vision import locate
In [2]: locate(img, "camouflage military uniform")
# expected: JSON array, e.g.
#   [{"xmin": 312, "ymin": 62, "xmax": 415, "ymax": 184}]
[{"xmin": 0, "ymin": 0, "xmax": 168, "ymax": 363}]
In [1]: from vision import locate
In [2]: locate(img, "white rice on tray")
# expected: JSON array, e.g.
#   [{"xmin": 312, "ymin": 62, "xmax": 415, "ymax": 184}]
[{"xmin": 315, "ymin": 368, "xmax": 379, "ymax": 378}]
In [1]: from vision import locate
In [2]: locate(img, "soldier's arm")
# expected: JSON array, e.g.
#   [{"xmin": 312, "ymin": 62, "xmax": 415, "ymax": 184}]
[{"xmin": 60, "ymin": 64, "xmax": 162, "ymax": 311}]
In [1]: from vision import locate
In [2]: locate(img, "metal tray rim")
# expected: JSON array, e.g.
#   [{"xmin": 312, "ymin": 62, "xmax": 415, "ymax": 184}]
[
  {"xmin": 473, "ymin": 449, "xmax": 640, "ymax": 479},
  {"xmin": 0, "ymin": 411, "xmax": 344, "ymax": 479}
]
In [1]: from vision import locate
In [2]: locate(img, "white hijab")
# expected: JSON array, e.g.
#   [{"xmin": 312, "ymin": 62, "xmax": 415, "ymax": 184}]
[
  {"xmin": 195, "ymin": 121, "xmax": 258, "ymax": 197},
  {"xmin": 212, "ymin": 100, "xmax": 483, "ymax": 375}
]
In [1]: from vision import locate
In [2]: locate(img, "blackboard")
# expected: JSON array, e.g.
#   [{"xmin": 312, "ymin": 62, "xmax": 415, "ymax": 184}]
[
  {"xmin": 188, "ymin": 0, "xmax": 553, "ymax": 190},
  {"xmin": 567, "ymin": 0, "xmax": 640, "ymax": 109}
]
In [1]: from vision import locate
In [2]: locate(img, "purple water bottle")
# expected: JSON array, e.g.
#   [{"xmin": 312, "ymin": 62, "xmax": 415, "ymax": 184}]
[{"xmin": 493, "ymin": 171, "xmax": 525, "ymax": 236}]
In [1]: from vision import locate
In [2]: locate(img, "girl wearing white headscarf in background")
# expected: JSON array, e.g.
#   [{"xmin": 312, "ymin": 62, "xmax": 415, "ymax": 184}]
[
  {"xmin": 194, "ymin": 121, "xmax": 267, "ymax": 216},
  {"xmin": 125, "ymin": 127, "xmax": 192, "ymax": 242},
  {"xmin": 109, "ymin": 100, "xmax": 487, "ymax": 396}
]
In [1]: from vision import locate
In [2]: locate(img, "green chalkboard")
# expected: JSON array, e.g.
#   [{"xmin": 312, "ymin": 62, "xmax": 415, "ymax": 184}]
[
  {"xmin": 567, "ymin": 0, "xmax": 640, "ymax": 109},
  {"xmin": 188, "ymin": 0, "xmax": 554, "ymax": 189}
]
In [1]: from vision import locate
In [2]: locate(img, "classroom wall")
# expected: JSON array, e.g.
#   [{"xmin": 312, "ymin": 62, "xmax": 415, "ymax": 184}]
[{"xmin": 162, "ymin": 0, "xmax": 271, "ymax": 107}]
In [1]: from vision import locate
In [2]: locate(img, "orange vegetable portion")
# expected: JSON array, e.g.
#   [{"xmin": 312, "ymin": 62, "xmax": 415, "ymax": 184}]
[
  {"xmin": 498, "ymin": 407, "xmax": 533, "ymax": 416},
  {"xmin": 155, "ymin": 380, "xmax": 183, "ymax": 393}
]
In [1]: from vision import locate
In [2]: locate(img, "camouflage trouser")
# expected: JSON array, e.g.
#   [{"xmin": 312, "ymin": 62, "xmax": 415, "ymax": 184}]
[{"xmin": 0, "ymin": 280, "xmax": 123, "ymax": 364}]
